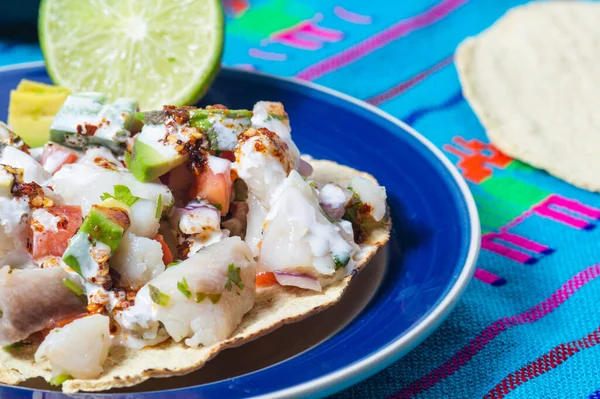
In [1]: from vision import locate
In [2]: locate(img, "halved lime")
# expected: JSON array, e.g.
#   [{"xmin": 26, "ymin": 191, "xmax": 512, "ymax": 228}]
[{"xmin": 39, "ymin": 0, "xmax": 224, "ymax": 110}]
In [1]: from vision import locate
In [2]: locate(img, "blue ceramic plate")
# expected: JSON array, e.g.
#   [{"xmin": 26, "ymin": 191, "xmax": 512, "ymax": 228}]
[{"xmin": 0, "ymin": 62, "xmax": 479, "ymax": 399}]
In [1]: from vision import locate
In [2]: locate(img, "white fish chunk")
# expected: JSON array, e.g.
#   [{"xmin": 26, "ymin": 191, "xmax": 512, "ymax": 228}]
[
  {"xmin": 48, "ymin": 162, "xmax": 172, "ymax": 215},
  {"xmin": 260, "ymin": 171, "xmax": 356, "ymax": 286},
  {"xmin": 111, "ymin": 232, "xmax": 165, "ymax": 290},
  {"xmin": 349, "ymin": 175, "xmax": 387, "ymax": 222},
  {"xmin": 234, "ymin": 128, "xmax": 296, "ymax": 255},
  {"xmin": 35, "ymin": 314, "xmax": 110, "ymax": 380},
  {"xmin": 116, "ymin": 237, "xmax": 255, "ymax": 348},
  {"xmin": 0, "ymin": 146, "xmax": 51, "ymax": 185}
]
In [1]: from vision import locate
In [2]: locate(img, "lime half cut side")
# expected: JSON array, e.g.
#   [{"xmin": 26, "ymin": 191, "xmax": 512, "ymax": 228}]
[{"xmin": 39, "ymin": 0, "xmax": 224, "ymax": 110}]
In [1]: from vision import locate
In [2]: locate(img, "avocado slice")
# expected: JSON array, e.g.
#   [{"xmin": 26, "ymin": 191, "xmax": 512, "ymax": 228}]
[
  {"xmin": 7, "ymin": 80, "xmax": 70, "ymax": 148},
  {"xmin": 62, "ymin": 198, "xmax": 130, "ymax": 280},
  {"xmin": 129, "ymin": 135, "xmax": 186, "ymax": 182},
  {"xmin": 16, "ymin": 79, "xmax": 70, "ymax": 95},
  {"xmin": 130, "ymin": 107, "xmax": 252, "ymax": 182},
  {"xmin": 50, "ymin": 93, "xmax": 138, "ymax": 153},
  {"xmin": 0, "ymin": 167, "xmax": 15, "ymax": 198}
]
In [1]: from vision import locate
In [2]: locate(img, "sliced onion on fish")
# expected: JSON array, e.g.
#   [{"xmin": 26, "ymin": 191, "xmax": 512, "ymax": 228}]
[
  {"xmin": 298, "ymin": 159, "xmax": 313, "ymax": 177},
  {"xmin": 0, "ymin": 266, "xmax": 86, "ymax": 346},
  {"xmin": 274, "ymin": 271, "xmax": 321, "ymax": 292}
]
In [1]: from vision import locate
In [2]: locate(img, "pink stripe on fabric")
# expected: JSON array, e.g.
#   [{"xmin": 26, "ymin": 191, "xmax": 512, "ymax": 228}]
[
  {"xmin": 248, "ymin": 48, "xmax": 287, "ymax": 61},
  {"xmin": 473, "ymin": 268, "xmax": 505, "ymax": 286},
  {"xmin": 333, "ymin": 6, "xmax": 373, "ymax": 24},
  {"xmin": 296, "ymin": 0, "xmax": 469, "ymax": 81},
  {"xmin": 366, "ymin": 57, "xmax": 453, "ymax": 106},
  {"xmin": 484, "ymin": 327, "xmax": 600, "ymax": 399},
  {"xmin": 389, "ymin": 264, "xmax": 600, "ymax": 399}
]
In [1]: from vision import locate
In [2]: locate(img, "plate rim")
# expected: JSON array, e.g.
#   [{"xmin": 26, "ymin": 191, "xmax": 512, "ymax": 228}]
[{"xmin": 0, "ymin": 61, "xmax": 480, "ymax": 399}]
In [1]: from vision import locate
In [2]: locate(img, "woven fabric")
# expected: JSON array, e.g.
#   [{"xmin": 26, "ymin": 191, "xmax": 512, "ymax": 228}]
[{"xmin": 2, "ymin": 1, "xmax": 600, "ymax": 398}]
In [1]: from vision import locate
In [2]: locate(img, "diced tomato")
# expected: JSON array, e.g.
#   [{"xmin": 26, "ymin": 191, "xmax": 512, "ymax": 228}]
[
  {"xmin": 165, "ymin": 163, "xmax": 194, "ymax": 205},
  {"xmin": 40, "ymin": 143, "xmax": 79, "ymax": 174},
  {"xmin": 219, "ymin": 151, "xmax": 235, "ymax": 162},
  {"xmin": 29, "ymin": 205, "xmax": 83, "ymax": 259},
  {"xmin": 189, "ymin": 159, "xmax": 232, "ymax": 216},
  {"xmin": 256, "ymin": 271, "xmax": 278, "ymax": 287},
  {"xmin": 40, "ymin": 313, "xmax": 88, "ymax": 338},
  {"xmin": 153, "ymin": 234, "xmax": 173, "ymax": 266}
]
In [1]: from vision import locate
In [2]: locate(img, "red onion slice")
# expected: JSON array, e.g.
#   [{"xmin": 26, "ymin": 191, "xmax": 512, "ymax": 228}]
[
  {"xmin": 274, "ymin": 271, "xmax": 322, "ymax": 292},
  {"xmin": 299, "ymin": 159, "xmax": 313, "ymax": 177},
  {"xmin": 320, "ymin": 202, "xmax": 346, "ymax": 220},
  {"xmin": 159, "ymin": 171, "xmax": 170, "ymax": 185}
]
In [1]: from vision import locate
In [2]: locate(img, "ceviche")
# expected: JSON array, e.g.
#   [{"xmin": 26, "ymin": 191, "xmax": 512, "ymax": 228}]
[{"xmin": 0, "ymin": 92, "xmax": 389, "ymax": 392}]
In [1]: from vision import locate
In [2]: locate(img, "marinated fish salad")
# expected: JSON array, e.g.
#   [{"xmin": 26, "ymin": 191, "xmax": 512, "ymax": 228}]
[{"xmin": 0, "ymin": 95, "xmax": 387, "ymax": 384}]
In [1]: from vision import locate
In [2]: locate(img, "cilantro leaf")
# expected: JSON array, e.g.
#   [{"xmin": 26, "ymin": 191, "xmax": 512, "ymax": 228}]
[
  {"xmin": 212, "ymin": 203, "xmax": 222, "ymax": 211},
  {"xmin": 225, "ymin": 263, "xmax": 244, "ymax": 291},
  {"xmin": 3, "ymin": 341, "xmax": 31, "ymax": 352},
  {"xmin": 333, "ymin": 253, "xmax": 350, "ymax": 271},
  {"xmin": 62, "ymin": 278, "xmax": 85, "ymax": 297},
  {"xmin": 321, "ymin": 208, "xmax": 335, "ymax": 223},
  {"xmin": 177, "ymin": 278, "xmax": 192, "ymax": 299},
  {"xmin": 268, "ymin": 113, "xmax": 287, "ymax": 121},
  {"xmin": 156, "ymin": 194, "xmax": 162, "ymax": 219},
  {"xmin": 166, "ymin": 261, "xmax": 181, "ymax": 269},
  {"xmin": 148, "ymin": 284, "xmax": 170, "ymax": 306},
  {"xmin": 195, "ymin": 292, "xmax": 222, "ymax": 304},
  {"xmin": 49, "ymin": 374, "xmax": 72, "ymax": 386},
  {"xmin": 100, "ymin": 184, "xmax": 139, "ymax": 207}
]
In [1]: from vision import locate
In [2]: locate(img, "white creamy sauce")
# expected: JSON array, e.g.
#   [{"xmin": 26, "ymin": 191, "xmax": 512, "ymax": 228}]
[
  {"xmin": 235, "ymin": 137, "xmax": 289, "ymax": 205},
  {"xmin": 208, "ymin": 113, "xmax": 251, "ymax": 151},
  {"xmin": 137, "ymin": 124, "xmax": 179, "ymax": 158},
  {"xmin": 93, "ymin": 98, "xmax": 138, "ymax": 143},
  {"xmin": 207, "ymin": 155, "xmax": 230, "ymax": 175},
  {"xmin": 170, "ymin": 203, "xmax": 226, "ymax": 256},
  {"xmin": 32, "ymin": 208, "xmax": 60, "ymax": 232},
  {"xmin": 51, "ymin": 94, "xmax": 137, "ymax": 143},
  {"xmin": 79, "ymin": 146, "xmax": 121, "ymax": 168},
  {"xmin": 85, "ymin": 280, "xmax": 123, "ymax": 313},
  {"xmin": 0, "ymin": 197, "xmax": 31, "ymax": 266},
  {"xmin": 67, "ymin": 235, "xmax": 109, "ymax": 281},
  {"xmin": 0, "ymin": 146, "xmax": 51, "ymax": 185},
  {"xmin": 51, "ymin": 94, "xmax": 104, "ymax": 134},
  {"xmin": 208, "ymin": 114, "xmax": 239, "ymax": 150},
  {"xmin": 251, "ymin": 101, "xmax": 300, "ymax": 165},
  {"xmin": 318, "ymin": 183, "xmax": 351, "ymax": 208},
  {"xmin": 49, "ymin": 162, "xmax": 173, "ymax": 215},
  {"xmin": 176, "ymin": 205, "xmax": 220, "ymax": 235}
]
